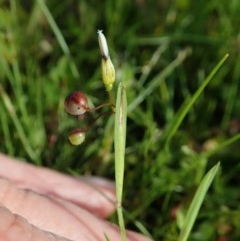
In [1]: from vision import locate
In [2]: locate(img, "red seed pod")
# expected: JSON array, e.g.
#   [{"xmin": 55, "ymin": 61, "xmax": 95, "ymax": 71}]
[{"xmin": 64, "ymin": 91, "xmax": 88, "ymax": 115}]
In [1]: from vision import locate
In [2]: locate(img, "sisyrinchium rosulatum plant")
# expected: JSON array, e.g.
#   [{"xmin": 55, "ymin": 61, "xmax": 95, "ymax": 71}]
[
  {"xmin": 64, "ymin": 30, "xmax": 127, "ymax": 241},
  {"xmin": 2, "ymin": 1, "xmax": 240, "ymax": 240}
]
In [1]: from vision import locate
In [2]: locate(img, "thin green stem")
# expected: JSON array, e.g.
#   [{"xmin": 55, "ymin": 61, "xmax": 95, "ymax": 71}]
[{"xmin": 107, "ymin": 89, "xmax": 116, "ymax": 112}]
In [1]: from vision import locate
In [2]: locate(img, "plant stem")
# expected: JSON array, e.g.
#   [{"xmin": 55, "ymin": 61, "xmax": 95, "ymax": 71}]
[{"xmin": 108, "ymin": 89, "xmax": 116, "ymax": 112}]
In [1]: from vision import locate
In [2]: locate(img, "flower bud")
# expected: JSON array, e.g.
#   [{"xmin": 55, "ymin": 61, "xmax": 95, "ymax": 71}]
[
  {"xmin": 98, "ymin": 30, "xmax": 115, "ymax": 91},
  {"xmin": 68, "ymin": 129, "xmax": 86, "ymax": 145},
  {"xmin": 98, "ymin": 30, "xmax": 109, "ymax": 60},
  {"xmin": 101, "ymin": 58, "xmax": 115, "ymax": 91},
  {"xmin": 64, "ymin": 91, "xmax": 88, "ymax": 115}
]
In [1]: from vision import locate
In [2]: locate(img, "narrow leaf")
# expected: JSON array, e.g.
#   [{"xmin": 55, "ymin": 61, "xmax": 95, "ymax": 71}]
[
  {"xmin": 163, "ymin": 54, "xmax": 229, "ymax": 149},
  {"xmin": 178, "ymin": 162, "xmax": 220, "ymax": 241},
  {"xmin": 114, "ymin": 83, "xmax": 127, "ymax": 241}
]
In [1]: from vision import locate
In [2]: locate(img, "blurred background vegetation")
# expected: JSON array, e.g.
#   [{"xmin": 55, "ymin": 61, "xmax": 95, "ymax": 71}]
[{"xmin": 1, "ymin": 0, "xmax": 240, "ymax": 240}]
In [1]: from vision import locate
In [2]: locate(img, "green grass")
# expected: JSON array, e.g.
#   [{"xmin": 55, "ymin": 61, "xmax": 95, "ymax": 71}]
[{"xmin": 1, "ymin": 0, "xmax": 240, "ymax": 240}]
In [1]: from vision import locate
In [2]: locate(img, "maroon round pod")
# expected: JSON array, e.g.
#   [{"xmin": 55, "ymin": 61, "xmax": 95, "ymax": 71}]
[{"xmin": 64, "ymin": 91, "xmax": 88, "ymax": 116}]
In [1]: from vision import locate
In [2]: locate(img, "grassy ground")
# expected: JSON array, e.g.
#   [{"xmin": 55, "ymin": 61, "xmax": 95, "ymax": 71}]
[{"xmin": 1, "ymin": 0, "xmax": 240, "ymax": 240}]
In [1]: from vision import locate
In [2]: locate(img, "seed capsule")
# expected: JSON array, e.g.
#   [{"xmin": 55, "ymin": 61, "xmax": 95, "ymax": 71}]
[
  {"xmin": 64, "ymin": 91, "xmax": 88, "ymax": 115},
  {"xmin": 68, "ymin": 129, "xmax": 86, "ymax": 145}
]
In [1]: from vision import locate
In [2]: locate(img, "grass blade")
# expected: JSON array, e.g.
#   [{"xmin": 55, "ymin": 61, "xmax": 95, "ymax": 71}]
[
  {"xmin": 163, "ymin": 54, "xmax": 229, "ymax": 149},
  {"xmin": 0, "ymin": 84, "xmax": 38, "ymax": 163},
  {"xmin": 178, "ymin": 162, "xmax": 220, "ymax": 241},
  {"xmin": 204, "ymin": 132, "xmax": 240, "ymax": 159},
  {"xmin": 36, "ymin": 0, "xmax": 79, "ymax": 79},
  {"xmin": 128, "ymin": 47, "xmax": 191, "ymax": 112}
]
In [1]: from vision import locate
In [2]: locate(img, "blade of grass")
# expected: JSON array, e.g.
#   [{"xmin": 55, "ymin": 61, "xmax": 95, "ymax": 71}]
[
  {"xmin": 163, "ymin": 54, "xmax": 229, "ymax": 150},
  {"xmin": 0, "ymin": 47, "xmax": 29, "ymax": 127},
  {"xmin": 0, "ymin": 84, "xmax": 39, "ymax": 163},
  {"xmin": 0, "ymin": 104, "xmax": 14, "ymax": 155},
  {"xmin": 114, "ymin": 83, "xmax": 127, "ymax": 241},
  {"xmin": 128, "ymin": 47, "xmax": 191, "ymax": 112},
  {"xmin": 178, "ymin": 162, "xmax": 220, "ymax": 241},
  {"xmin": 36, "ymin": 0, "xmax": 79, "ymax": 79},
  {"xmin": 138, "ymin": 44, "xmax": 168, "ymax": 86},
  {"xmin": 203, "ymin": 132, "xmax": 240, "ymax": 159}
]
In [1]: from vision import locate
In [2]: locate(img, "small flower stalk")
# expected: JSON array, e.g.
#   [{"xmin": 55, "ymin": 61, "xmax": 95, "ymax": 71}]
[
  {"xmin": 64, "ymin": 90, "xmax": 114, "ymax": 145},
  {"xmin": 98, "ymin": 30, "xmax": 116, "ymax": 92}
]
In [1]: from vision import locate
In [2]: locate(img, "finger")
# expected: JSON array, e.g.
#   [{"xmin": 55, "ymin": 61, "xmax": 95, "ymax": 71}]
[
  {"xmin": 0, "ymin": 153, "xmax": 115, "ymax": 218},
  {"xmin": 0, "ymin": 205, "xmax": 71, "ymax": 241},
  {"xmin": 0, "ymin": 178, "xmax": 152, "ymax": 241}
]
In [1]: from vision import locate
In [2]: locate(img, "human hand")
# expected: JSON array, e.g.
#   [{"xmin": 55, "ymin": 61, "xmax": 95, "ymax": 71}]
[{"xmin": 0, "ymin": 154, "xmax": 152, "ymax": 241}]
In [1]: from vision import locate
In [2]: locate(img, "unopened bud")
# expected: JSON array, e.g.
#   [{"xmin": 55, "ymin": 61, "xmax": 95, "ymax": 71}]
[
  {"xmin": 101, "ymin": 58, "xmax": 115, "ymax": 91},
  {"xmin": 98, "ymin": 30, "xmax": 115, "ymax": 91},
  {"xmin": 98, "ymin": 30, "xmax": 109, "ymax": 60}
]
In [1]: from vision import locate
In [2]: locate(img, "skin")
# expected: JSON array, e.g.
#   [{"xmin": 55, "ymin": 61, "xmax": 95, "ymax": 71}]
[{"xmin": 0, "ymin": 154, "xmax": 152, "ymax": 241}]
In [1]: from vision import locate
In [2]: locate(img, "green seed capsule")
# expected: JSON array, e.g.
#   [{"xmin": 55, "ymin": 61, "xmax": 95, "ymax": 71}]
[{"xmin": 68, "ymin": 129, "xmax": 86, "ymax": 145}]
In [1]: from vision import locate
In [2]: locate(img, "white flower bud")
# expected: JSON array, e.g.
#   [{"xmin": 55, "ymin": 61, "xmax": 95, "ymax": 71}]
[{"xmin": 98, "ymin": 30, "xmax": 109, "ymax": 60}]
